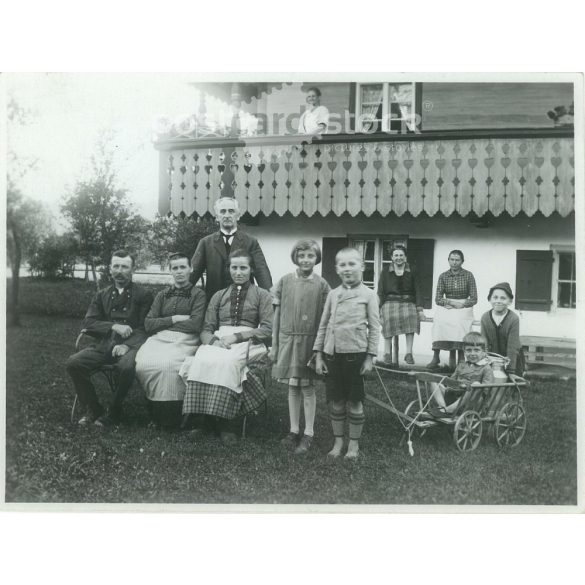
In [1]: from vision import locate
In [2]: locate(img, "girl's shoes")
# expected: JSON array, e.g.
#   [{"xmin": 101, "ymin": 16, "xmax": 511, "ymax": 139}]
[
  {"xmin": 280, "ymin": 432, "xmax": 299, "ymax": 450},
  {"xmin": 294, "ymin": 435, "xmax": 313, "ymax": 454},
  {"xmin": 404, "ymin": 353, "xmax": 415, "ymax": 365}
]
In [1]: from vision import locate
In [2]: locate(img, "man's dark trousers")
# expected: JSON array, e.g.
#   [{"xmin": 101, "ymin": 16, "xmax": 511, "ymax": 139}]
[{"xmin": 66, "ymin": 346, "xmax": 139, "ymax": 418}]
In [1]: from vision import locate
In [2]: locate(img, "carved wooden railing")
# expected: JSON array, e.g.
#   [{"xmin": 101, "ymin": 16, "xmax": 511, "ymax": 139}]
[{"xmin": 154, "ymin": 129, "xmax": 574, "ymax": 218}]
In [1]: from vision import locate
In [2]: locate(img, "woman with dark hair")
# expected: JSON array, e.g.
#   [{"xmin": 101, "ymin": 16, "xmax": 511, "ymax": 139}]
[
  {"xmin": 428, "ymin": 249, "xmax": 477, "ymax": 370},
  {"xmin": 377, "ymin": 245, "xmax": 424, "ymax": 365},
  {"xmin": 298, "ymin": 86, "xmax": 329, "ymax": 135},
  {"xmin": 179, "ymin": 249, "xmax": 273, "ymax": 445},
  {"xmin": 136, "ymin": 253, "xmax": 206, "ymax": 428}
]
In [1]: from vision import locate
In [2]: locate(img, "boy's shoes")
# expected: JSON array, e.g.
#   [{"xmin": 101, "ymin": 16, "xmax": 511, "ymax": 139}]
[
  {"xmin": 294, "ymin": 435, "xmax": 313, "ymax": 454},
  {"xmin": 281, "ymin": 432, "xmax": 300, "ymax": 450},
  {"xmin": 426, "ymin": 359, "xmax": 441, "ymax": 370},
  {"xmin": 404, "ymin": 353, "xmax": 415, "ymax": 365}
]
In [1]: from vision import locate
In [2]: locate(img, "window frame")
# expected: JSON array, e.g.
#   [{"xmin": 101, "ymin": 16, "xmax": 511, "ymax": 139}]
[
  {"xmin": 550, "ymin": 244, "xmax": 576, "ymax": 311},
  {"xmin": 349, "ymin": 234, "xmax": 409, "ymax": 291},
  {"xmin": 354, "ymin": 82, "xmax": 421, "ymax": 134}
]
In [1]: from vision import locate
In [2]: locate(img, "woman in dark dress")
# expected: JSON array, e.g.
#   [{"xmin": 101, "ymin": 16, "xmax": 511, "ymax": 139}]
[{"xmin": 377, "ymin": 245, "xmax": 425, "ymax": 366}]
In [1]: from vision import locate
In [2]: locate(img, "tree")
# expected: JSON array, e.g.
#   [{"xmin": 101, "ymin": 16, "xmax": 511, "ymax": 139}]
[
  {"xmin": 28, "ymin": 232, "xmax": 79, "ymax": 279},
  {"xmin": 147, "ymin": 213, "xmax": 216, "ymax": 270},
  {"xmin": 62, "ymin": 178, "xmax": 148, "ymax": 284},
  {"xmin": 6, "ymin": 184, "xmax": 54, "ymax": 326},
  {"xmin": 6, "ymin": 97, "xmax": 48, "ymax": 326},
  {"xmin": 61, "ymin": 130, "xmax": 150, "ymax": 284}
]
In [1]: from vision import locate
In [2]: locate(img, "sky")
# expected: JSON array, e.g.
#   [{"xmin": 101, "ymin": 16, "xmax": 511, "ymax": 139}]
[{"xmin": 7, "ymin": 73, "xmax": 212, "ymax": 225}]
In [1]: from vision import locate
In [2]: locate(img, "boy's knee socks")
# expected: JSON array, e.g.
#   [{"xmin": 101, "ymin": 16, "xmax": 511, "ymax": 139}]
[
  {"xmin": 348, "ymin": 409, "xmax": 365, "ymax": 440},
  {"xmin": 329, "ymin": 402, "xmax": 346, "ymax": 437}
]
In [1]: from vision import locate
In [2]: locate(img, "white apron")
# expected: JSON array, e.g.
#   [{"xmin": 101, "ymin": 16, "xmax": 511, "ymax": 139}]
[
  {"xmin": 432, "ymin": 299, "xmax": 474, "ymax": 343},
  {"xmin": 179, "ymin": 326, "xmax": 267, "ymax": 394}
]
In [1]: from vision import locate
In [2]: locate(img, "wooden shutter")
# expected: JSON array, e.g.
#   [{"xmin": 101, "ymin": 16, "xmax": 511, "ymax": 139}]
[
  {"xmin": 406, "ymin": 238, "xmax": 435, "ymax": 309},
  {"xmin": 515, "ymin": 250, "xmax": 553, "ymax": 311},
  {"xmin": 321, "ymin": 237, "xmax": 349, "ymax": 288}
]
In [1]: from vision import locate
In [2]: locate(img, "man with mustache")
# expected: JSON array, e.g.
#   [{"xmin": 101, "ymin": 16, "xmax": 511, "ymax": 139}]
[{"xmin": 66, "ymin": 250, "xmax": 153, "ymax": 427}]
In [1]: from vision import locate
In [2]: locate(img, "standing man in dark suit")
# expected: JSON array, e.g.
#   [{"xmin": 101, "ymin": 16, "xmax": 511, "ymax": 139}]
[
  {"xmin": 66, "ymin": 250, "xmax": 153, "ymax": 427},
  {"xmin": 191, "ymin": 196, "xmax": 272, "ymax": 299}
]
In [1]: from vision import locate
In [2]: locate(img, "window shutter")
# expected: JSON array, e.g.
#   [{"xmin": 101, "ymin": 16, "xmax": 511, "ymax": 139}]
[
  {"xmin": 515, "ymin": 250, "xmax": 553, "ymax": 311},
  {"xmin": 406, "ymin": 238, "xmax": 435, "ymax": 309},
  {"xmin": 321, "ymin": 237, "xmax": 349, "ymax": 288}
]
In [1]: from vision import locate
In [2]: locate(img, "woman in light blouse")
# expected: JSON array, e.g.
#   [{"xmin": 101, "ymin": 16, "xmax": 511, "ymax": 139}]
[{"xmin": 298, "ymin": 86, "xmax": 329, "ymax": 135}]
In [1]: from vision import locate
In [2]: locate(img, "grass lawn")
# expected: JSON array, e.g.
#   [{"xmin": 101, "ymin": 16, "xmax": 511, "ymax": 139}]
[{"xmin": 5, "ymin": 315, "xmax": 578, "ymax": 506}]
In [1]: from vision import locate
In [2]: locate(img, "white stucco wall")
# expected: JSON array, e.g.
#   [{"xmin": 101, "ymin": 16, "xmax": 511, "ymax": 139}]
[{"xmin": 243, "ymin": 213, "xmax": 576, "ymax": 363}]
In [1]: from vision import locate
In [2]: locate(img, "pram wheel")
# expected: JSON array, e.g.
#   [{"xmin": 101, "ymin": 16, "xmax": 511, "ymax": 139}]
[
  {"xmin": 453, "ymin": 411, "xmax": 482, "ymax": 452},
  {"xmin": 404, "ymin": 400, "xmax": 427, "ymax": 437},
  {"xmin": 495, "ymin": 402, "xmax": 526, "ymax": 448}
]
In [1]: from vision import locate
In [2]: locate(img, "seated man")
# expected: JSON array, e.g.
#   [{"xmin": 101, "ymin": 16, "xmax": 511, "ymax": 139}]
[{"xmin": 66, "ymin": 250, "xmax": 153, "ymax": 427}]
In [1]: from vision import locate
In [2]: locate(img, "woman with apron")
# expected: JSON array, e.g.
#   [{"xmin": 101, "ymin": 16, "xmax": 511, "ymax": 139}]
[{"xmin": 427, "ymin": 250, "xmax": 477, "ymax": 370}]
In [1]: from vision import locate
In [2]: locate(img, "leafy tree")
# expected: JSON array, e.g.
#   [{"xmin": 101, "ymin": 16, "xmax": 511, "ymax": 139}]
[
  {"xmin": 28, "ymin": 232, "xmax": 79, "ymax": 279},
  {"xmin": 6, "ymin": 184, "xmax": 54, "ymax": 325},
  {"xmin": 61, "ymin": 130, "xmax": 149, "ymax": 284},
  {"xmin": 147, "ymin": 213, "xmax": 216, "ymax": 270},
  {"xmin": 61, "ymin": 179, "xmax": 149, "ymax": 283}
]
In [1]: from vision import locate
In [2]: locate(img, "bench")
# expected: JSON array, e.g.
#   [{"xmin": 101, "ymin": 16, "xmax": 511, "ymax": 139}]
[{"xmin": 520, "ymin": 336, "xmax": 576, "ymax": 370}]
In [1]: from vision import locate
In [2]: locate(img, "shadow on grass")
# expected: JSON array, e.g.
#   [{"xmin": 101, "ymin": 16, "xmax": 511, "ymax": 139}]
[{"xmin": 5, "ymin": 315, "xmax": 578, "ymax": 506}]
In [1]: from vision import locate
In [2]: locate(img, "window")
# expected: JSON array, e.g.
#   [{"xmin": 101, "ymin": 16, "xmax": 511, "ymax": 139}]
[
  {"xmin": 515, "ymin": 250, "xmax": 553, "ymax": 311},
  {"xmin": 321, "ymin": 236, "xmax": 434, "ymax": 308},
  {"xmin": 355, "ymin": 82, "xmax": 421, "ymax": 133},
  {"xmin": 553, "ymin": 247, "xmax": 576, "ymax": 309},
  {"xmin": 350, "ymin": 236, "xmax": 408, "ymax": 290}
]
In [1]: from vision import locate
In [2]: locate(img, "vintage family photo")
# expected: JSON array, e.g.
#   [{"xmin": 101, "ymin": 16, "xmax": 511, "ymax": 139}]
[{"xmin": 4, "ymin": 74, "xmax": 580, "ymax": 507}]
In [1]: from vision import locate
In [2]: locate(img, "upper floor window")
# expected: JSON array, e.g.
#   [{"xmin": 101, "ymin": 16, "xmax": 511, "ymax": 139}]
[{"xmin": 355, "ymin": 82, "xmax": 421, "ymax": 133}]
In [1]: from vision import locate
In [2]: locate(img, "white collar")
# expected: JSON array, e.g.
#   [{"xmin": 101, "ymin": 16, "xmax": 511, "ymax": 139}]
[{"xmin": 221, "ymin": 229, "xmax": 237, "ymax": 237}]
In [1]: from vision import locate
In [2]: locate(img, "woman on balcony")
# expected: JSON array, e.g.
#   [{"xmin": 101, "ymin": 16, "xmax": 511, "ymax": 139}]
[
  {"xmin": 427, "ymin": 250, "xmax": 477, "ymax": 370},
  {"xmin": 135, "ymin": 253, "xmax": 207, "ymax": 428},
  {"xmin": 298, "ymin": 86, "xmax": 329, "ymax": 135},
  {"xmin": 377, "ymin": 245, "xmax": 425, "ymax": 366},
  {"xmin": 179, "ymin": 249, "xmax": 273, "ymax": 446}
]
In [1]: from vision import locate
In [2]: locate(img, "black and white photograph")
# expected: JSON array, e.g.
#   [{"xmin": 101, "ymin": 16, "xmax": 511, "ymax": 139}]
[{"xmin": 3, "ymin": 72, "xmax": 582, "ymax": 510}]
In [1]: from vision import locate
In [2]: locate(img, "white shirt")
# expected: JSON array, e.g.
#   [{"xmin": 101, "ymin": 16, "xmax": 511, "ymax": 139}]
[{"xmin": 298, "ymin": 105, "xmax": 329, "ymax": 134}]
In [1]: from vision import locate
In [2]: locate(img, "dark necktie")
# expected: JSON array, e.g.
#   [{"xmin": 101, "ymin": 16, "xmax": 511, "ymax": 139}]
[{"xmin": 223, "ymin": 233, "xmax": 234, "ymax": 254}]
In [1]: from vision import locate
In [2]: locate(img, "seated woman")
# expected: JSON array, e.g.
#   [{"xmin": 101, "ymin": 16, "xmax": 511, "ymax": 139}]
[
  {"xmin": 179, "ymin": 249, "xmax": 273, "ymax": 445},
  {"xmin": 135, "ymin": 253, "xmax": 206, "ymax": 428},
  {"xmin": 480, "ymin": 282, "xmax": 525, "ymax": 376}
]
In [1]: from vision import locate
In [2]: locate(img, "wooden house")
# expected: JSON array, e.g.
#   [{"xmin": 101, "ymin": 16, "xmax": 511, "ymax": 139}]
[{"xmin": 154, "ymin": 81, "xmax": 576, "ymax": 363}]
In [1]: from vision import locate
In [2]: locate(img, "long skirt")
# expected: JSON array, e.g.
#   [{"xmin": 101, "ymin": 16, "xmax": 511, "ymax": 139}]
[
  {"xmin": 179, "ymin": 326, "xmax": 268, "ymax": 420},
  {"xmin": 381, "ymin": 301, "xmax": 420, "ymax": 337},
  {"xmin": 135, "ymin": 330, "xmax": 199, "ymax": 401},
  {"xmin": 432, "ymin": 302, "xmax": 474, "ymax": 351}
]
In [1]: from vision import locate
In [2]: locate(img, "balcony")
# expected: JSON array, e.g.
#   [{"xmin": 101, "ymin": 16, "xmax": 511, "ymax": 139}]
[{"xmin": 154, "ymin": 128, "xmax": 574, "ymax": 219}]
